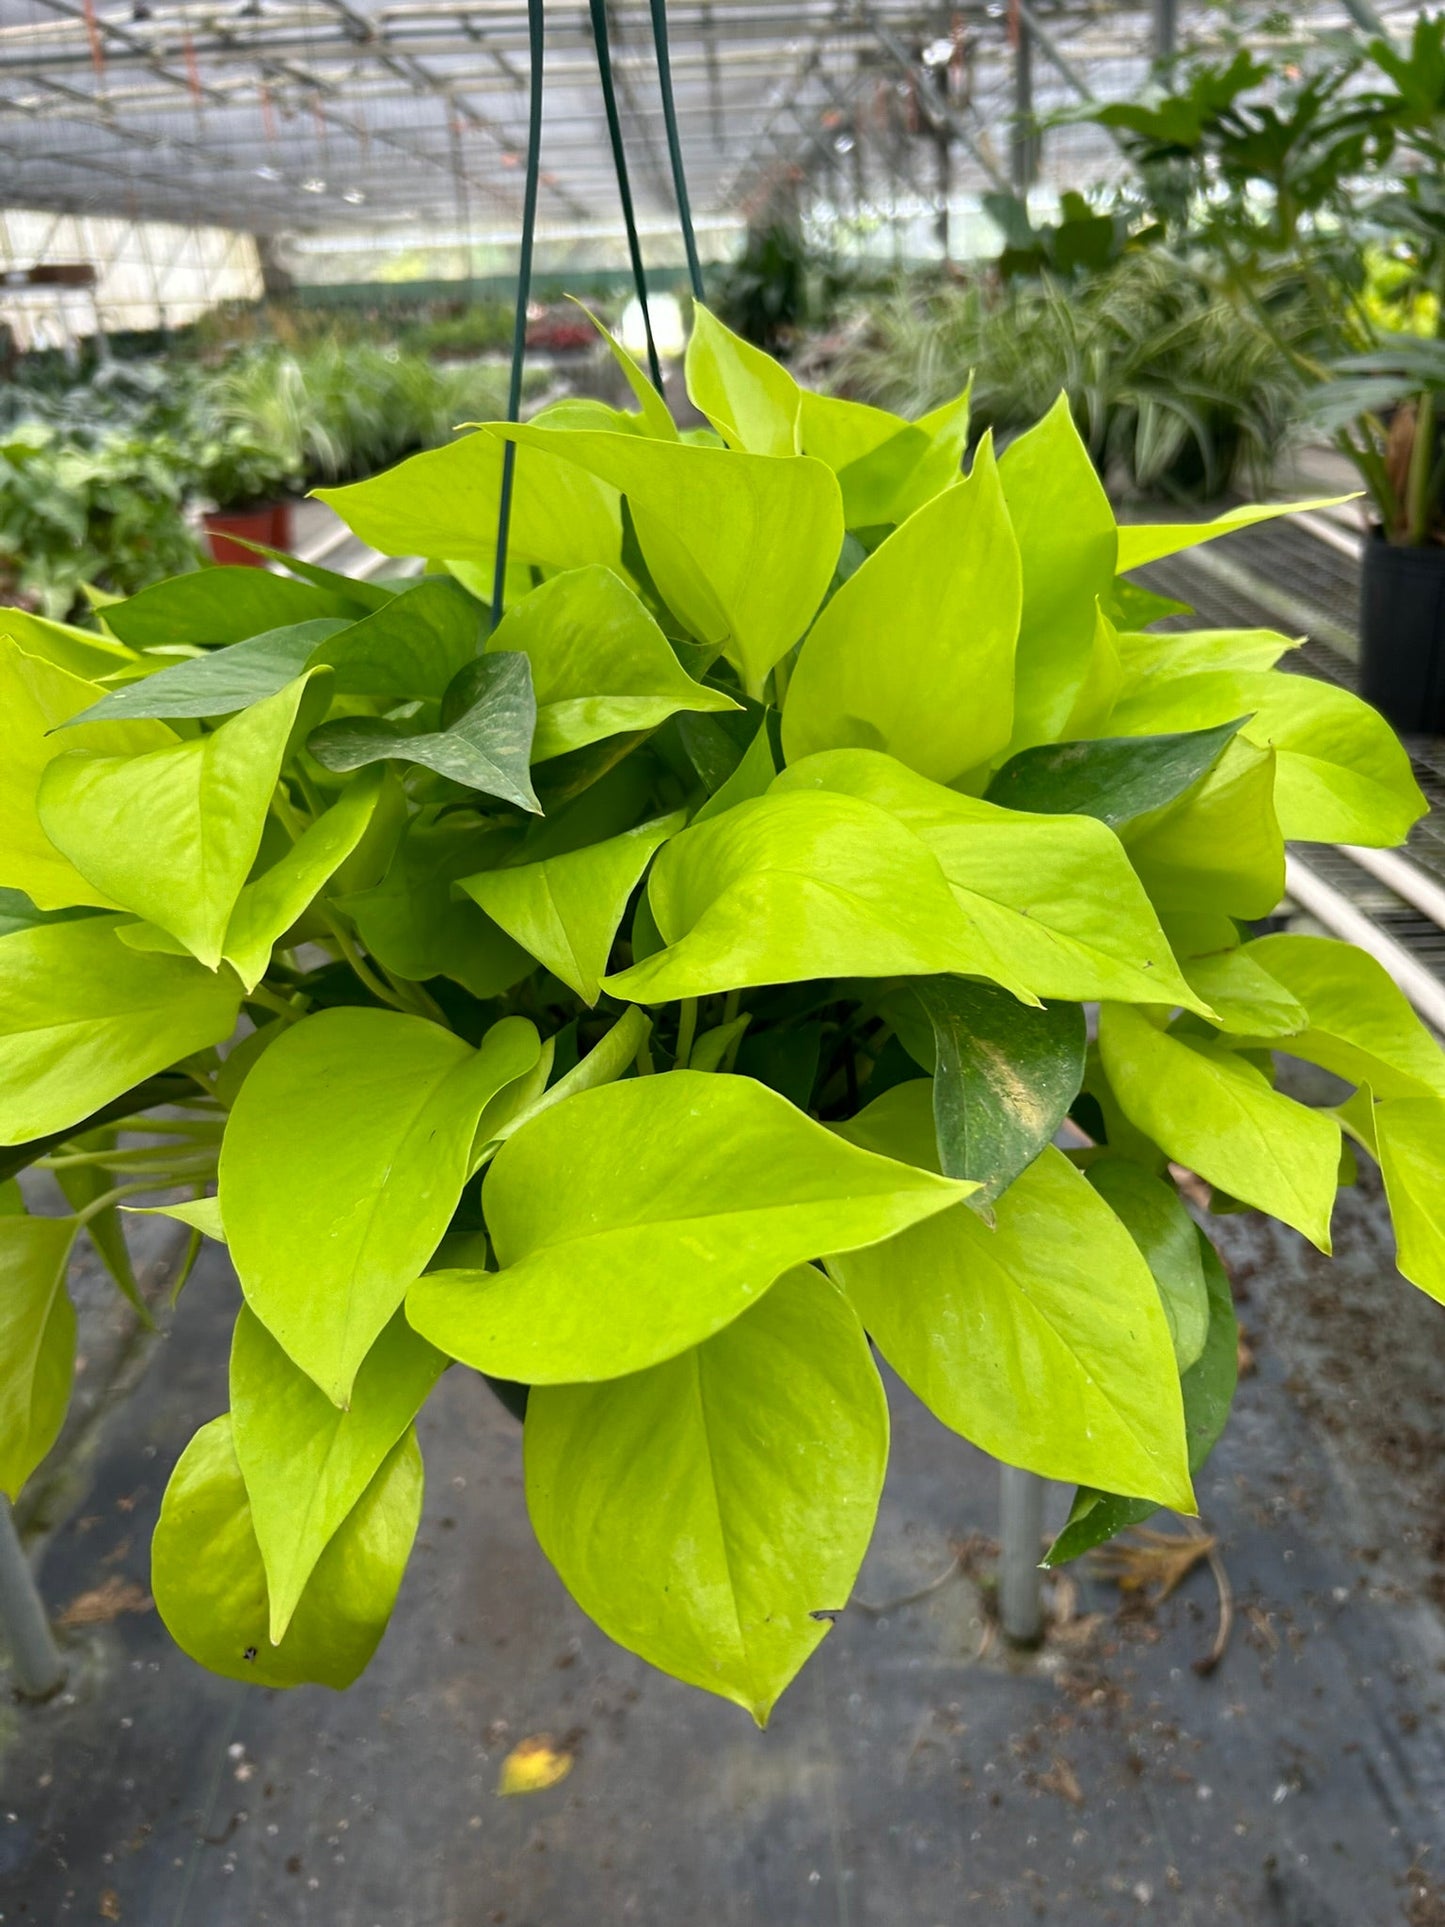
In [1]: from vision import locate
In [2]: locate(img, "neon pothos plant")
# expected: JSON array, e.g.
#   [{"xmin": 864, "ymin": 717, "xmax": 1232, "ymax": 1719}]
[{"xmin": 1, "ymin": 306, "xmax": 1439, "ymax": 1723}]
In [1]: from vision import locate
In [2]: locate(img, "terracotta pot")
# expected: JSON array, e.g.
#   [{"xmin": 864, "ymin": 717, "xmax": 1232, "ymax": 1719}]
[{"xmin": 202, "ymin": 500, "xmax": 292, "ymax": 567}]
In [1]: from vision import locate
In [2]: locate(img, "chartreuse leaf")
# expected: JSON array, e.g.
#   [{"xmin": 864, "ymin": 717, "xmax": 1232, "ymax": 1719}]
[
  {"xmin": 601, "ymin": 789, "xmax": 1038, "ymax": 1007},
  {"xmin": 1122, "ymin": 737, "xmax": 1284, "ymax": 920},
  {"xmin": 693, "ymin": 717, "xmax": 776, "ymax": 824},
  {"xmin": 891, "ymin": 388, "xmax": 975, "ymax": 523},
  {"xmin": 0, "ymin": 605, "xmax": 136, "ymax": 680},
  {"xmin": 488, "ymin": 423, "xmax": 842, "ymax": 699},
  {"xmin": 525, "ymin": 1264, "xmax": 886, "ymax": 1724},
  {"xmin": 0, "ymin": 1212, "xmax": 78, "ymax": 1497},
  {"xmin": 782, "ymin": 439, "xmax": 1020, "ymax": 783},
  {"xmin": 1097, "ymin": 1003, "xmax": 1339, "ymax": 1250},
  {"xmin": 571, "ymin": 301, "xmax": 678, "ymax": 439},
  {"xmin": 1183, "ymin": 946, "xmax": 1307, "ymax": 1039},
  {"xmin": 997, "ymin": 394, "xmax": 1118, "ymax": 749},
  {"xmin": 317, "ymin": 430, "xmax": 623, "ymax": 573},
  {"xmin": 774, "ymin": 751, "xmax": 1209, "ymax": 1014},
  {"xmin": 126, "ymin": 1195, "xmax": 226, "ymax": 1242},
  {"xmin": 152, "ymin": 1414, "xmax": 422, "ymax": 1688},
  {"xmin": 337, "ymin": 815, "xmax": 534, "ymax": 1000},
  {"xmin": 831, "ymin": 1088, "xmax": 1191, "ymax": 1508},
  {"xmin": 472, "ymin": 1006, "xmax": 652, "ymax": 1169},
  {"xmin": 0, "ymin": 919, "xmax": 240, "ymax": 1142},
  {"xmin": 459, "ymin": 813, "xmax": 682, "ymax": 1004},
  {"xmin": 1115, "ymin": 496, "xmax": 1354, "ymax": 573},
  {"xmin": 231, "ymin": 1306, "xmax": 445, "ymax": 1641},
  {"xmin": 66, "ymin": 620, "xmax": 348, "ymax": 726},
  {"xmin": 309, "ymin": 653, "xmax": 540, "ymax": 812},
  {"xmin": 105, "ymin": 568, "xmax": 357, "ymax": 649},
  {"xmin": 1086, "ymin": 1157, "xmax": 1209, "ymax": 1371},
  {"xmin": 222, "ymin": 769, "xmax": 383, "ymax": 990},
  {"xmin": 798, "ymin": 390, "xmax": 927, "ymax": 524},
  {"xmin": 909, "ymin": 979, "xmax": 1086, "ymax": 1205},
  {"xmin": 1245, "ymin": 933, "xmax": 1445, "ymax": 1097},
  {"xmin": 1107, "ymin": 670, "xmax": 1426, "ymax": 847},
  {"xmin": 484, "ymin": 567, "xmax": 738, "ymax": 763},
  {"xmin": 407, "ymin": 1071, "xmax": 968, "ymax": 1385},
  {"xmin": 1045, "ymin": 1228, "xmax": 1237, "ymax": 1565},
  {"xmin": 220, "ymin": 1009, "xmax": 541, "ymax": 1404},
  {"xmin": 38, "ymin": 674, "xmax": 317, "ymax": 969},
  {"xmin": 985, "ymin": 719, "xmax": 1244, "ymax": 830},
  {"xmin": 685, "ymin": 303, "xmax": 801, "ymax": 456},
  {"xmin": 0, "ymin": 639, "xmax": 175, "ymax": 912},
  {"xmin": 1115, "ymin": 627, "xmax": 1301, "ymax": 695},
  {"xmin": 311, "ymin": 576, "xmax": 483, "ymax": 701},
  {"xmin": 1340, "ymin": 1088, "xmax": 1445, "ymax": 1305}
]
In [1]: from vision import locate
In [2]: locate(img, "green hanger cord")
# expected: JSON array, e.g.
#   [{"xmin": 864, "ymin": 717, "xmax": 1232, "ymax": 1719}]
[
  {"xmin": 491, "ymin": 0, "xmax": 546, "ymax": 627},
  {"xmin": 650, "ymin": 0, "xmax": 705, "ymax": 302},
  {"xmin": 588, "ymin": 0, "xmax": 664, "ymax": 393}
]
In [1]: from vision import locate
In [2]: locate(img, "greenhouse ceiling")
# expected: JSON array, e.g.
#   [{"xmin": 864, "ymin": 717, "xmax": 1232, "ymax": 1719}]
[{"xmin": 0, "ymin": 0, "xmax": 1427, "ymax": 243}]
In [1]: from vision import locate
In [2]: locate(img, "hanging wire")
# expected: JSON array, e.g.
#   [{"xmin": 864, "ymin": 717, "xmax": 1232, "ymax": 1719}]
[
  {"xmin": 648, "ymin": 0, "xmax": 704, "ymax": 302},
  {"xmin": 491, "ymin": 0, "xmax": 546, "ymax": 628},
  {"xmin": 588, "ymin": 0, "xmax": 663, "ymax": 393}
]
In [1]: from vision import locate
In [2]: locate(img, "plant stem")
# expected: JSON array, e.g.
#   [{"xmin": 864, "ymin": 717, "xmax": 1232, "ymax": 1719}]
[
  {"xmin": 71, "ymin": 1176, "xmax": 213, "ymax": 1227},
  {"xmin": 319, "ymin": 911, "xmax": 413, "ymax": 1014},
  {"xmin": 41, "ymin": 1144, "xmax": 219, "ymax": 1173},
  {"xmin": 674, "ymin": 997, "xmax": 698, "ymax": 1069},
  {"xmin": 246, "ymin": 982, "xmax": 305, "ymax": 1023},
  {"xmin": 1406, "ymin": 388, "xmax": 1437, "ymax": 546},
  {"xmin": 634, "ymin": 1032, "xmax": 655, "ymax": 1076}
]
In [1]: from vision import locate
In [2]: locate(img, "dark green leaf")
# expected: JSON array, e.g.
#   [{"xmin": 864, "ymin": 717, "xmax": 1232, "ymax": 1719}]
[
  {"xmin": 985, "ymin": 719, "xmax": 1247, "ymax": 830},
  {"xmin": 308, "ymin": 652, "xmax": 540, "ymax": 812},
  {"xmin": 104, "ymin": 569, "xmax": 356, "ymax": 649},
  {"xmin": 66, "ymin": 620, "xmax": 348, "ymax": 726},
  {"xmin": 911, "ymin": 979, "xmax": 1086, "ymax": 1205}
]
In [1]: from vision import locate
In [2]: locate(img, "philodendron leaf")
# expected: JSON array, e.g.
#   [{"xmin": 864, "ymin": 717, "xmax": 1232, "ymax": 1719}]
[
  {"xmin": 152, "ymin": 1414, "xmax": 422, "ymax": 1689},
  {"xmin": 798, "ymin": 385, "xmax": 972, "ymax": 528},
  {"xmin": 1182, "ymin": 946, "xmax": 1307, "ymax": 1040},
  {"xmin": 65, "ymin": 619, "xmax": 349, "ymax": 725},
  {"xmin": 220, "ymin": 1009, "xmax": 541, "ymax": 1404},
  {"xmin": 601, "ymin": 789, "xmax": 1038, "ymax": 1007},
  {"xmin": 571, "ymin": 301, "xmax": 679, "ymax": 438},
  {"xmin": 1245, "ymin": 933, "xmax": 1445, "ymax": 1098},
  {"xmin": 526, "ymin": 1264, "xmax": 886, "ymax": 1724},
  {"xmin": 336, "ymin": 815, "xmax": 535, "ymax": 1000},
  {"xmin": 316, "ymin": 429, "xmax": 623, "ymax": 573},
  {"xmin": 311, "ymin": 576, "xmax": 484, "ymax": 701},
  {"xmin": 0, "ymin": 605, "xmax": 137, "ymax": 680},
  {"xmin": 488, "ymin": 423, "xmax": 842, "ymax": 699},
  {"xmin": 0, "ymin": 638, "xmax": 175, "ymax": 913},
  {"xmin": 0, "ymin": 1212, "xmax": 78, "ymax": 1497},
  {"xmin": 997, "ymin": 394, "xmax": 1118, "ymax": 750},
  {"xmin": 459, "ymin": 813, "xmax": 683, "ymax": 1003},
  {"xmin": 308, "ymin": 652, "xmax": 540, "ymax": 813},
  {"xmin": 985, "ymin": 720, "xmax": 1245, "ymax": 830},
  {"xmin": 231, "ymin": 1306, "xmax": 445, "ymax": 1641},
  {"xmin": 1085, "ymin": 1156, "xmax": 1209, "ymax": 1371},
  {"xmin": 0, "ymin": 919, "xmax": 240, "ymax": 1142},
  {"xmin": 831, "ymin": 1087, "xmax": 1192, "ymax": 1508},
  {"xmin": 222, "ymin": 768, "xmax": 383, "ymax": 991},
  {"xmin": 104, "ymin": 568, "xmax": 358, "ymax": 649},
  {"xmin": 685, "ymin": 302, "xmax": 801, "ymax": 456},
  {"xmin": 1341, "ymin": 1087, "xmax": 1445, "ymax": 1306},
  {"xmin": 407, "ymin": 1071, "xmax": 969, "ymax": 1385},
  {"xmin": 1122, "ymin": 736, "xmax": 1285, "ymax": 920},
  {"xmin": 1045, "ymin": 1227, "xmax": 1237, "ymax": 1565},
  {"xmin": 484, "ymin": 566, "xmax": 738, "ymax": 763},
  {"xmin": 126, "ymin": 1195, "xmax": 226, "ymax": 1242},
  {"xmin": 1097, "ymin": 1003, "xmax": 1340, "ymax": 1250},
  {"xmin": 693, "ymin": 717, "xmax": 776, "ymax": 824},
  {"xmin": 909, "ymin": 979, "xmax": 1086, "ymax": 1205},
  {"xmin": 782, "ymin": 437, "xmax": 1020, "ymax": 784},
  {"xmin": 774, "ymin": 751, "xmax": 1210, "ymax": 1014},
  {"xmin": 1107, "ymin": 670, "xmax": 1425, "ymax": 847},
  {"xmin": 1115, "ymin": 496, "xmax": 1354, "ymax": 573},
  {"xmin": 38, "ymin": 674, "xmax": 319, "ymax": 969},
  {"xmin": 1115, "ymin": 626, "xmax": 1301, "ymax": 694}
]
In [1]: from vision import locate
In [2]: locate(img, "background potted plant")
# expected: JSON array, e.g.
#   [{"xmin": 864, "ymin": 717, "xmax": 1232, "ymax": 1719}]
[
  {"xmin": 0, "ymin": 307, "xmax": 1440, "ymax": 1721},
  {"xmin": 1076, "ymin": 16, "xmax": 1445, "ymax": 729},
  {"xmin": 191, "ymin": 419, "xmax": 300, "ymax": 566}
]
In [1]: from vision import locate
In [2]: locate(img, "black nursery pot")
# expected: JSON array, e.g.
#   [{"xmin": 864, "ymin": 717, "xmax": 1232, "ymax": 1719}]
[{"xmin": 1360, "ymin": 529, "xmax": 1445, "ymax": 735}]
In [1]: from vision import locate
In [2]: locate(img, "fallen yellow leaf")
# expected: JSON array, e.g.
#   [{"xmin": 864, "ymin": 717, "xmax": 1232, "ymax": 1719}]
[{"xmin": 498, "ymin": 1735, "xmax": 574, "ymax": 1797}]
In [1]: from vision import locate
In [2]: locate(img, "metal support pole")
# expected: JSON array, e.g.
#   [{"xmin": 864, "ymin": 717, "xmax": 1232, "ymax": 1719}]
[
  {"xmin": 998, "ymin": 1464, "xmax": 1045, "ymax": 1646},
  {"xmin": 1011, "ymin": 15, "xmax": 1036, "ymax": 195},
  {"xmin": 0, "ymin": 1497, "xmax": 66, "ymax": 1699},
  {"xmin": 1153, "ymin": 0, "xmax": 1177, "ymax": 60}
]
